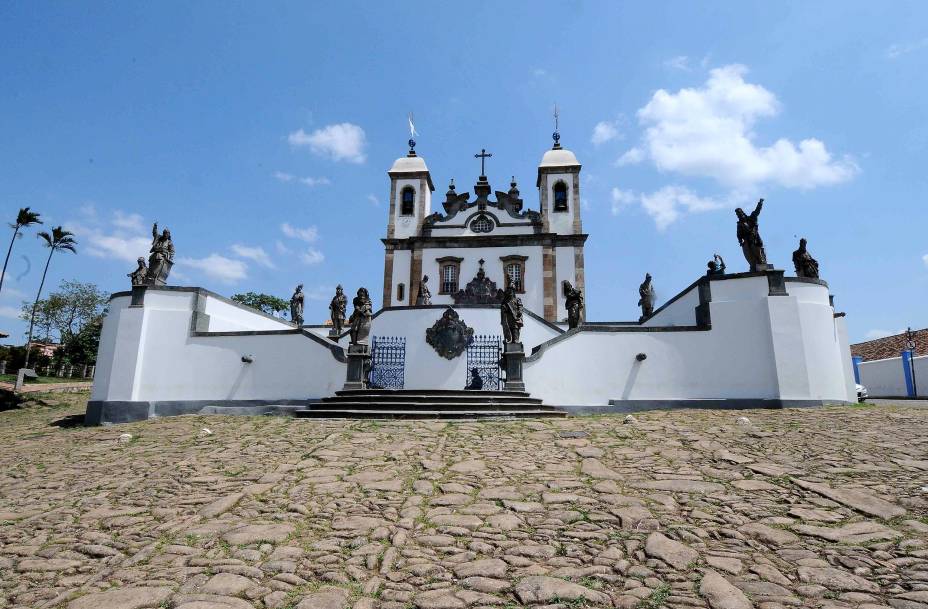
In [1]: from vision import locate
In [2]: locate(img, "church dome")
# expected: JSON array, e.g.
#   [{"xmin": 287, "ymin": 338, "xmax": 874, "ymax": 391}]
[
  {"xmin": 539, "ymin": 147, "xmax": 579, "ymax": 168},
  {"xmin": 389, "ymin": 154, "xmax": 429, "ymax": 173}
]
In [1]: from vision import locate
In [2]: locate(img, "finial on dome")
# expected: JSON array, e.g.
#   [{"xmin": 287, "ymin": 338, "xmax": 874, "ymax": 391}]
[
  {"xmin": 446, "ymin": 178, "xmax": 456, "ymax": 195},
  {"xmin": 407, "ymin": 112, "xmax": 419, "ymax": 157},
  {"xmin": 552, "ymin": 103, "xmax": 562, "ymax": 150},
  {"xmin": 508, "ymin": 176, "xmax": 520, "ymax": 198}
]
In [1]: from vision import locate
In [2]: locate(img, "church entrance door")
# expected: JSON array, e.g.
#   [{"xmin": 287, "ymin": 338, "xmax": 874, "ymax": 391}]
[
  {"xmin": 466, "ymin": 335, "xmax": 502, "ymax": 390},
  {"xmin": 369, "ymin": 336, "xmax": 405, "ymax": 389}
]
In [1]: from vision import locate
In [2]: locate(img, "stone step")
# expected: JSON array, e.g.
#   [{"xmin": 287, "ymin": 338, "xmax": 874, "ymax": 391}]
[
  {"xmin": 323, "ymin": 394, "xmax": 543, "ymax": 405},
  {"xmin": 293, "ymin": 408, "xmax": 566, "ymax": 419},
  {"xmin": 334, "ymin": 389, "xmax": 531, "ymax": 398},
  {"xmin": 314, "ymin": 400, "xmax": 553, "ymax": 411}
]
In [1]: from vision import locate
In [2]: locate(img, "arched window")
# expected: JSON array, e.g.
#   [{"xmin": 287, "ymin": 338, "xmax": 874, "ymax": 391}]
[
  {"xmin": 470, "ymin": 215, "xmax": 493, "ymax": 233},
  {"xmin": 553, "ymin": 181, "xmax": 568, "ymax": 212},
  {"xmin": 400, "ymin": 187, "xmax": 415, "ymax": 216},
  {"xmin": 397, "ymin": 283, "xmax": 405, "ymax": 302},
  {"xmin": 436, "ymin": 257, "xmax": 463, "ymax": 294},
  {"xmin": 500, "ymin": 255, "xmax": 528, "ymax": 293}
]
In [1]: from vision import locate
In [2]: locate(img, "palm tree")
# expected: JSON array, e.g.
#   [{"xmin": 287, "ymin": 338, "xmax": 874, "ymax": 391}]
[
  {"xmin": 0, "ymin": 207, "xmax": 43, "ymax": 296},
  {"xmin": 24, "ymin": 227, "xmax": 77, "ymax": 368}
]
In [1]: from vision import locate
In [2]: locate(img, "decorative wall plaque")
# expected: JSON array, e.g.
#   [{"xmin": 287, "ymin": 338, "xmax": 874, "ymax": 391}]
[
  {"xmin": 452, "ymin": 259, "xmax": 502, "ymax": 305},
  {"xmin": 425, "ymin": 308, "xmax": 474, "ymax": 360}
]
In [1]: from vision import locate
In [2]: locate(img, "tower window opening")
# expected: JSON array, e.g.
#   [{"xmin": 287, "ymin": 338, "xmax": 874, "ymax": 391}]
[
  {"xmin": 400, "ymin": 187, "xmax": 416, "ymax": 216},
  {"xmin": 553, "ymin": 181, "xmax": 568, "ymax": 212},
  {"xmin": 397, "ymin": 283, "xmax": 405, "ymax": 302}
]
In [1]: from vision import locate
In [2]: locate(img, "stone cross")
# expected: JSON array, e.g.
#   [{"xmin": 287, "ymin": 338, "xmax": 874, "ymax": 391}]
[{"xmin": 474, "ymin": 149, "xmax": 493, "ymax": 177}]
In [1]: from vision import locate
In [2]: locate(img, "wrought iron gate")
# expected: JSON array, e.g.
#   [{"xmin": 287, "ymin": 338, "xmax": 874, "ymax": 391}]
[
  {"xmin": 369, "ymin": 336, "xmax": 405, "ymax": 389},
  {"xmin": 465, "ymin": 335, "xmax": 502, "ymax": 390}
]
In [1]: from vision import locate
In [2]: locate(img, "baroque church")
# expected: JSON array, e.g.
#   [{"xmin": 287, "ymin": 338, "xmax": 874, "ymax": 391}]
[{"xmin": 381, "ymin": 134, "xmax": 586, "ymax": 323}]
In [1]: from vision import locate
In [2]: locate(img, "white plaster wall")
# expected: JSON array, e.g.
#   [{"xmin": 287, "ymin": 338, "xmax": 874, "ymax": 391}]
[
  {"xmin": 428, "ymin": 207, "xmax": 538, "ymax": 237},
  {"xmin": 93, "ymin": 290, "xmax": 344, "ymax": 402},
  {"xmin": 202, "ymin": 294, "xmax": 293, "ymax": 331},
  {"xmin": 391, "ymin": 249, "xmax": 412, "ymax": 306},
  {"xmin": 859, "ymin": 354, "xmax": 928, "ymax": 397},
  {"xmin": 391, "ymin": 177, "xmax": 425, "ymax": 240},
  {"xmin": 554, "ymin": 246, "xmax": 576, "ymax": 322},
  {"xmin": 643, "ymin": 283, "xmax": 699, "ymax": 327},
  {"xmin": 542, "ymin": 172, "xmax": 576, "ymax": 235},
  {"xmin": 369, "ymin": 306, "xmax": 560, "ymax": 390},
  {"xmin": 525, "ymin": 279, "xmax": 849, "ymax": 406},
  {"xmin": 419, "ymin": 246, "xmax": 545, "ymax": 314}
]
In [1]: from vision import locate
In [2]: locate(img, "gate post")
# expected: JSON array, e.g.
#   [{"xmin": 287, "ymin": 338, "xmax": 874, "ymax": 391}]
[
  {"xmin": 503, "ymin": 342, "xmax": 526, "ymax": 392},
  {"xmin": 344, "ymin": 344, "xmax": 371, "ymax": 390}
]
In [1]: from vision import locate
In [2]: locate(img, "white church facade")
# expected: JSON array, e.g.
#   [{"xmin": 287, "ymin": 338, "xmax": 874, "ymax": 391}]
[{"xmin": 86, "ymin": 135, "xmax": 858, "ymax": 424}]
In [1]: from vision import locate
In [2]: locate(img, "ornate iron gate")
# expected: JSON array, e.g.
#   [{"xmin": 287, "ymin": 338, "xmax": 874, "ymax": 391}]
[
  {"xmin": 369, "ymin": 336, "xmax": 405, "ymax": 389},
  {"xmin": 465, "ymin": 335, "xmax": 502, "ymax": 390}
]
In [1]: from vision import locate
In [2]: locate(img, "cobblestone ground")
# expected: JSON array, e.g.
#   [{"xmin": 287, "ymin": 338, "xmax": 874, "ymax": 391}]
[{"xmin": 1, "ymin": 392, "xmax": 927, "ymax": 609}]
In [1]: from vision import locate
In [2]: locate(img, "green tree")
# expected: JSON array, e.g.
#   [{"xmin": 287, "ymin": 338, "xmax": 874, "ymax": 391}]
[
  {"xmin": 59, "ymin": 315, "xmax": 103, "ymax": 365},
  {"xmin": 19, "ymin": 281, "xmax": 108, "ymax": 344},
  {"xmin": 231, "ymin": 292, "xmax": 290, "ymax": 318},
  {"xmin": 0, "ymin": 207, "xmax": 43, "ymax": 296},
  {"xmin": 24, "ymin": 227, "xmax": 77, "ymax": 368}
]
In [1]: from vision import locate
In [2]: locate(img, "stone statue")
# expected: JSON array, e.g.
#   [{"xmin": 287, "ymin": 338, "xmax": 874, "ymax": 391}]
[
  {"xmin": 707, "ymin": 254, "xmax": 726, "ymax": 277},
  {"xmin": 348, "ymin": 287, "xmax": 373, "ymax": 345},
  {"xmin": 416, "ymin": 275, "xmax": 432, "ymax": 305},
  {"xmin": 735, "ymin": 198, "xmax": 768, "ymax": 271},
  {"xmin": 329, "ymin": 285, "xmax": 347, "ymax": 334},
  {"xmin": 500, "ymin": 281, "xmax": 524, "ymax": 344},
  {"xmin": 290, "ymin": 284, "xmax": 304, "ymax": 326},
  {"xmin": 792, "ymin": 238, "xmax": 820, "ymax": 279},
  {"xmin": 146, "ymin": 223, "xmax": 175, "ymax": 285},
  {"xmin": 562, "ymin": 280, "xmax": 584, "ymax": 329},
  {"xmin": 128, "ymin": 257, "xmax": 148, "ymax": 286},
  {"xmin": 638, "ymin": 273, "xmax": 655, "ymax": 321}
]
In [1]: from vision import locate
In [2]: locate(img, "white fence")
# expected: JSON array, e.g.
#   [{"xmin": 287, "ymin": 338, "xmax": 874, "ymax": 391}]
[{"xmin": 857, "ymin": 354, "xmax": 927, "ymax": 398}]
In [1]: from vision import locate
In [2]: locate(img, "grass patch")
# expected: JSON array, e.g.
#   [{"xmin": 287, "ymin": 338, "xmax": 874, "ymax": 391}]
[{"xmin": 638, "ymin": 583, "xmax": 671, "ymax": 608}]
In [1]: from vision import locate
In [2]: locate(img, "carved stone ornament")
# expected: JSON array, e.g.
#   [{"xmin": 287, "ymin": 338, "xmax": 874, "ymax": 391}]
[
  {"xmin": 425, "ymin": 308, "xmax": 475, "ymax": 360},
  {"xmin": 452, "ymin": 259, "xmax": 502, "ymax": 305}
]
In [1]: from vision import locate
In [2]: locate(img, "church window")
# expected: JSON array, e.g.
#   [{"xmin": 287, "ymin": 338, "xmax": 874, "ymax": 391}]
[
  {"xmin": 400, "ymin": 187, "xmax": 415, "ymax": 216},
  {"xmin": 470, "ymin": 215, "xmax": 493, "ymax": 233},
  {"xmin": 553, "ymin": 181, "xmax": 568, "ymax": 212},
  {"xmin": 500, "ymin": 255, "xmax": 528, "ymax": 293},
  {"xmin": 440, "ymin": 263, "xmax": 459, "ymax": 294},
  {"xmin": 397, "ymin": 283, "xmax": 405, "ymax": 302}
]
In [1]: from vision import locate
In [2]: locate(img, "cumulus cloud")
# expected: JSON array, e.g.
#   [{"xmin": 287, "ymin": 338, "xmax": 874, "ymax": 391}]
[
  {"xmin": 274, "ymin": 171, "xmax": 295, "ymax": 182},
  {"xmin": 633, "ymin": 65, "xmax": 858, "ymax": 190},
  {"xmin": 865, "ymin": 329, "xmax": 904, "ymax": 340},
  {"xmin": 112, "ymin": 211, "xmax": 145, "ymax": 232},
  {"xmin": 591, "ymin": 121, "xmax": 620, "ymax": 145},
  {"xmin": 288, "ymin": 123, "xmax": 367, "ymax": 164},
  {"xmin": 886, "ymin": 38, "xmax": 928, "ymax": 59},
  {"xmin": 280, "ymin": 223, "xmax": 319, "ymax": 243},
  {"xmin": 66, "ymin": 213, "xmax": 151, "ymax": 264},
  {"xmin": 610, "ymin": 188, "xmax": 636, "ymax": 215},
  {"xmin": 176, "ymin": 254, "xmax": 247, "ymax": 284},
  {"xmin": 230, "ymin": 244, "xmax": 275, "ymax": 269},
  {"xmin": 639, "ymin": 186, "xmax": 721, "ymax": 230},
  {"xmin": 616, "ymin": 147, "xmax": 645, "ymax": 166},
  {"xmin": 300, "ymin": 248, "xmax": 325, "ymax": 265},
  {"xmin": 274, "ymin": 171, "xmax": 330, "ymax": 187},
  {"xmin": 923, "ymin": 253, "xmax": 928, "ymax": 268}
]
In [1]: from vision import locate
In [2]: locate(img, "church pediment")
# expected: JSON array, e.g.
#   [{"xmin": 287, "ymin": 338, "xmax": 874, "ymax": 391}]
[{"xmin": 423, "ymin": 177, "xmax": 541, "ymax": 233}]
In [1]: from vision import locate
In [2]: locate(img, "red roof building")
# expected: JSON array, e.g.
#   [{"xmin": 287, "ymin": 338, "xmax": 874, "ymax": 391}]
[{"xmin": 850, "ymin": 328, "xmax": 928, "ymax": 362}]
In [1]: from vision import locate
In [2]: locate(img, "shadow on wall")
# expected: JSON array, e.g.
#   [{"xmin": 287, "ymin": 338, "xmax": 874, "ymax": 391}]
[{"xmin": 620, "ymin": 357, "xmax": 645, "ymax": 400}]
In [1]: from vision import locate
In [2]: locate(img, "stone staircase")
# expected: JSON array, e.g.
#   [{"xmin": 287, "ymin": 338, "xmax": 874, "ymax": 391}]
[{"xmin": 292, "ymin": 389, "xmax": 565, "ymax": 419}]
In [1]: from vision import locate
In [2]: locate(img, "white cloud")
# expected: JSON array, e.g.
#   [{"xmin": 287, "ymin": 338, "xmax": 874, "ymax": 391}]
[
  {"xmin": 280, "ymin": 223, "xmax": 319, "ymax": 243},
  {"xmin": 299, "ymin": 176, "xmax": 330, "ymax": 187},
  {"xmin": 632, "ymin": 64, "xmax": 858, "ymax": 191},
  {"xmin": 288, "ymin": 122, "xmax": 367, "ymax": 164},
  {"xmin": 610, "ymin": 188, "xmax": 636, "ymax": 215},
  {"xmin": 865, "ymin": 329, "xmax": 903, "ymax": 340},
  {"xmin": 923, "ymin": 253, "xmax": 928, "ymax": 268},
  {"xmin": 66, "ymin": 215, "xmax": 151, "ymax": 264},
  {"xmin": 112, "ymin": 211, "xmax": 145, "ymax": 232},
  {"xmin": 367, "ymin": 194, "xmax": 380, "ymax": 207},
  {"xmin": 176, "ymin": 254, "xmax": 247, "ymax": 284},
  {"xmin": 639, "ymin": 186, "xmax": 722, "ymax": 230},
  {"xmin": 616, "ymin": 147, "xmax": 645, "ymax": 166},
  {"xmin": 886, "ymin": 38, "xmax": 928, "ymax": 59},
  {"xmin": 274, "ymin": 171, "xmax": 294, "ymax": 182},
  {"xmin": 664, "ymin": 55, "xmax": 691, "ymax": 71},
  {"xmin": 230, "ymin": 244, "xmax": 275, "ymax": 269},
  {"xmin": 591, "ymin": 121, "xmax": 620, "ymax": 145},
  {"xmin": 275, "ymin": 240, "xmax": 292, "ymax": 255},
  {"xmin": 300, "ymin": 248, "xmax": 325, "ymax": 265},
  {"xmin": 0, "ymin": 305, "xmax": 20, "ymax": 320}
]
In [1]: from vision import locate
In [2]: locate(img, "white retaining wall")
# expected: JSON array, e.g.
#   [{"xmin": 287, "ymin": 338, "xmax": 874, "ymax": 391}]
[{"xmin": 858, "ymin": 354, "xmax": 928, "ymax": 398}]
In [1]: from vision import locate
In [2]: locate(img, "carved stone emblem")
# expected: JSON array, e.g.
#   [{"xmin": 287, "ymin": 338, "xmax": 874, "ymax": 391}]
[
  {"xmin": 452, "ymin": 259, "xmax": 502, "ymax": 305},
  {"xmin": 425, "ymin": 308, "xmax": 474, "ymax": 360}
]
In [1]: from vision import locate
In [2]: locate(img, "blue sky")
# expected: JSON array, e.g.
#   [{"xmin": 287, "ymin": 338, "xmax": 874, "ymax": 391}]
[{"xmin": 1, "ymin": 1, "xmax": 926, "ymax": 343}]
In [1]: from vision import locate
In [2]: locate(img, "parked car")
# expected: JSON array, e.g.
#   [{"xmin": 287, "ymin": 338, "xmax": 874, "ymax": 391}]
[{"xmin": 856, "ymin": 383, "xmax": 869, "ymax": 402}]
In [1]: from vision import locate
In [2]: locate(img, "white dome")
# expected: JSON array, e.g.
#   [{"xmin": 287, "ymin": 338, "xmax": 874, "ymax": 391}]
[
  {"xmin": 389, "ymin": 154, "xmax": 429, "ymax": 173},
  {"xmin": 539, "ymin": 148, "xmax": 580, "ymax": 168}
]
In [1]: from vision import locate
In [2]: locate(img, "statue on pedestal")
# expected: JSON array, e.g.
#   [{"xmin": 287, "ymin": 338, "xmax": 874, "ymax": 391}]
[
  {"xmin": 416, "ymin": 275, "xmax": 432, "ymax": 305},
  {"xmin": 290, "ymin": 284, "xmax": 304, "ymax": 327},
  {"xmin": 562, "ymin": 280, "xmax": 584, "ymax": 329},
  {"xmin": 146, "ymin": 223, "xmax": 175, "ymax": 285},
  {"xmin": 128, "ymin": 257, "xmax": 148, "ymax": 286},
  {"xmin": 736, "ymin": 198, "xmax": 768, "ymax": 271},
  {"xmin": 500, "ymin": 282, "xmax": 524, "ymax": 344},
  {"xmin": 638, "ymin": 273, "xmax": 655, "ymax": 321},
  {"xmin": 792, "ymin": 238, "xmax": 820, "ymax": 279},
  {"xmin": 329, "ymin": 285, "xmax": 347, "ymax": 334},
  {"xmin": 707, "ymin": 254, "xmax": 726, "ymax": 276},
  {"xmin": 348, "ymin": 287, "xmax": 373, "ymax": 345}
]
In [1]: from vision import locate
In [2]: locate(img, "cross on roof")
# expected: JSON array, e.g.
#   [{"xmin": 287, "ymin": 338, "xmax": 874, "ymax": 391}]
[{"xmin": 474, "ymin": 148, "xmax": 492, "ymax": 177}]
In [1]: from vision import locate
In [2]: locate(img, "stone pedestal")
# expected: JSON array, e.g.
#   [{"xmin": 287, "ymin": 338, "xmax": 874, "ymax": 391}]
[
  {"xmin": 503, "ymin": 342, "xmax": 525, "ymax": 392},
  {"xmin": 753, "ymin": 263, "xmax": 775, "ymax": 272},
  {"xmin": 343, "ymin": 343, "xmax": 371, "ymax": 390}
]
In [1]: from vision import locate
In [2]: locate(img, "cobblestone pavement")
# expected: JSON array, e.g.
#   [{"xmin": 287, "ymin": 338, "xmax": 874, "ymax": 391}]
[{"xmin": 1, "ymin": 392, "xmax": 927, "ymax": 609}]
